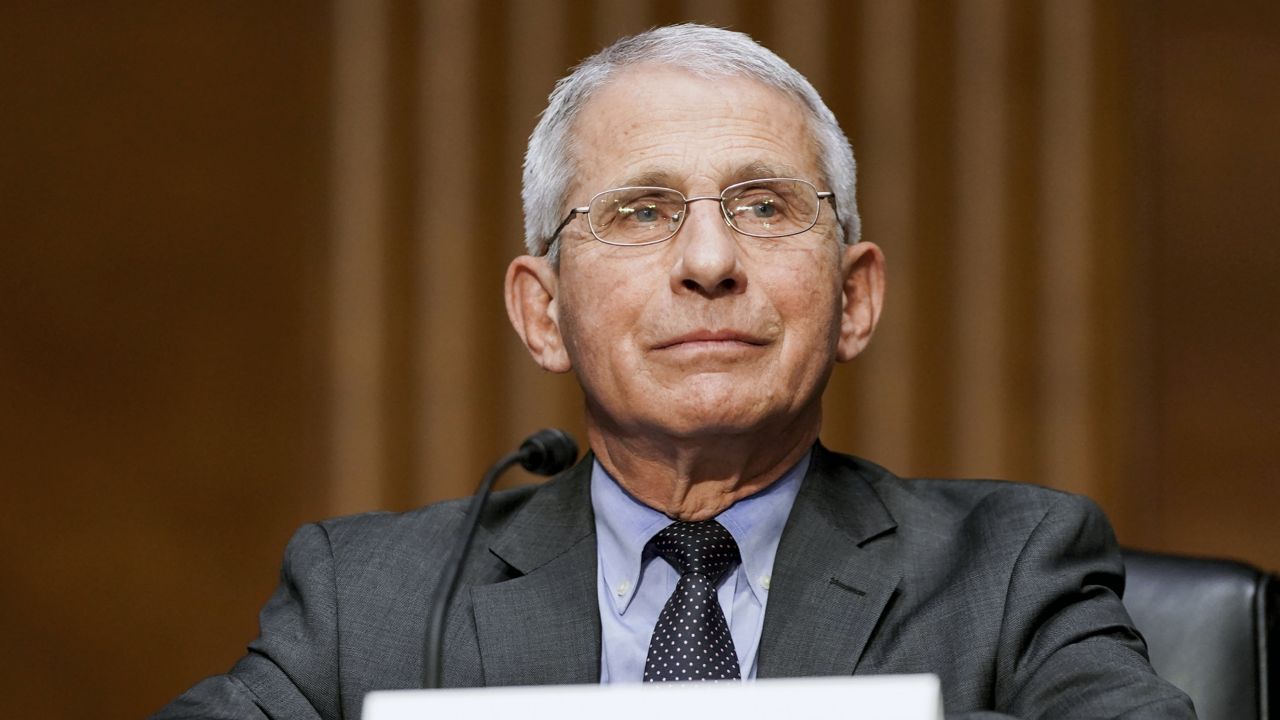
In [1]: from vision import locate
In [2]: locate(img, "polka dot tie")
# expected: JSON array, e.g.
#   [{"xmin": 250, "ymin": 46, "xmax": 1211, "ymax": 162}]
[{"xmin": 642, "ymin": 520, "xmax": 742, "ymax": 681}]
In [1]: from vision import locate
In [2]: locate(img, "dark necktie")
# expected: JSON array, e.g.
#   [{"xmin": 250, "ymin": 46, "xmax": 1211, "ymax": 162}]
[{"xmin": 642, "ymin": 519, "xmax": 742, "ymax": 681}]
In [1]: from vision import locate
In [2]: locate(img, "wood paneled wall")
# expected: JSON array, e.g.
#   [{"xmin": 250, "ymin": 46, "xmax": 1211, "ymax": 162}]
[
  {"xmin": 0, "ymin": 3, "xmax": 332, "ymax": 717},
  {"xmin": 2, "ymin": 2, "xmax": 1276, "ymax": 717},
  {"xmin": 1137, "ymin": 0, "xmax": 1280, "ymax": 561}
]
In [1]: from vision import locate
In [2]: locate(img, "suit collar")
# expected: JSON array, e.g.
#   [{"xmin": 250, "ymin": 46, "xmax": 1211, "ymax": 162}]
[
  {"xmin": 472, "ymin": 453, "xmax": 602, "ymax": 685},
  {"xmin": 487, "ymin": 453, "xmax": 596, "ymax": 574},
  {"xmin": 758, "ymin": 443, "xmax": 902, "ymax": 678},
  {"xmin": 797, "ymin": 443, "xmax": 897, "ymax": 546}
]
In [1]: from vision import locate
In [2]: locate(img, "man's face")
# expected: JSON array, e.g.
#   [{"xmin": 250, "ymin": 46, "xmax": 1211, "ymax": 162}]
[{"xmin": 511, "ymin": 66, "xmax": 882, "ymax": 443}]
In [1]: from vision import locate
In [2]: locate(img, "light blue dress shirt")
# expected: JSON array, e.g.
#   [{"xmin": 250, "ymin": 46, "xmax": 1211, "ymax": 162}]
[{"xmin": 591, "ymin": 450, "xmax": 809, "ymax": 683}]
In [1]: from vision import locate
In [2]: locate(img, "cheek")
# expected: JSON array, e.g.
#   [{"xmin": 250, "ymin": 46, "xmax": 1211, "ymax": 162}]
[
  {"xmin": 557, "ymin": 266, "xmax": 646, "ymax": 372},
  {"xmin": 767, "ymin": 267, "xmax": 845, "ymax": 382},
  {"xmin": 784, "ymin": 293, "xmax": 841, "ymax": 369},
  {"xmin": 770, "ymin": 255, "xmax": 844, "ymax": 336}
]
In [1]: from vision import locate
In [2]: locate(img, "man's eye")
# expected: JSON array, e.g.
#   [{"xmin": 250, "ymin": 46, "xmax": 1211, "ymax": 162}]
[
  {"xmin": 620, "ymin": 204, "xmax": 661, "ymax": 223},
  {"xmin": 732, "ymin": 196, "xmax": 783, "ymax": 219},
  {"xmin": 750, "ymin": 199, "xmax": 778, "ymax": 218}
]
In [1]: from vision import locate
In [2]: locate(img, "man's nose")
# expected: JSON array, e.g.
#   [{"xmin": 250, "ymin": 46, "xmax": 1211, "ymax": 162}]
[{"xmin": 670, "ymin": 197, "xmax": 747, "ymax": 297}]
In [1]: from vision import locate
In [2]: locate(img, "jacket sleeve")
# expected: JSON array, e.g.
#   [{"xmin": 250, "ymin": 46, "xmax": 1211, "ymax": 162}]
[
  {"xmin": 151, "ymin": 523, "xmax": 341, "ymax": 720},
  {"xmin": 991, "ymin": 493, "xmax": 1197, "ymax": 719}
]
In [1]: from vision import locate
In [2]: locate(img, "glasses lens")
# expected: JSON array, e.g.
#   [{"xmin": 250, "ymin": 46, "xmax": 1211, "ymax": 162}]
[
  {"xmin": 588, "ymin": 187, "xmax": 685, "ymax": 245},
  {"xmin": 721, "ymin": 179, "xmax": 820, "ymax": 238}
]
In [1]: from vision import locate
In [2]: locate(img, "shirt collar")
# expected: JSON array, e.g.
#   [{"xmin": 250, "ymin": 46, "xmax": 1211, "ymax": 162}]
[{"xmin": 590, "ymin": 448, "xmax": 810, "ymax": 616}]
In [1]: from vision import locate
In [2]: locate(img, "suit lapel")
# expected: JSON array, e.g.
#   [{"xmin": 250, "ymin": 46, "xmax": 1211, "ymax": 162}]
[
  {"xmin": 758, "ymin": 444, "xmax": 901, "ymax": 678},
  {"xmin": 470, "ymin": 455, "xmax": 602, "ymax": 685}
]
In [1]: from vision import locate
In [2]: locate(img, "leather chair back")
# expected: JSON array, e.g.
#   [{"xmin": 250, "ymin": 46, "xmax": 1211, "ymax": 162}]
[{"xmin": 1122, "ymin": 549, "xmax": 1277, "ymax": 720}]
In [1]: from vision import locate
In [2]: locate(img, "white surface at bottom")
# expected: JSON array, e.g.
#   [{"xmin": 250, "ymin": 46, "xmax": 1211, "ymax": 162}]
[{"xmin": 364, "ymin": 674, "xmax": 943, "ymax": 720}]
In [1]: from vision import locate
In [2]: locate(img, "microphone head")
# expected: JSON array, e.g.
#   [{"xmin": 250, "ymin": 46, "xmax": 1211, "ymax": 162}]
[{"xmin": 518, "ymin": 428, "xmax": 579, "ymax": 476}]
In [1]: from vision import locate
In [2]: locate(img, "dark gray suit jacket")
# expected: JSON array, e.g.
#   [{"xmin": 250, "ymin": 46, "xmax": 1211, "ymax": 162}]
[{"xmin": 155, "ymin": 446, "xmax": 1196, "ymax": 719}]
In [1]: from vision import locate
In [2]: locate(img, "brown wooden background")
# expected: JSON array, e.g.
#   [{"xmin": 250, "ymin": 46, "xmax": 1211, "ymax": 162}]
[{"xmin": 2, "ymin": 2, "xmax": 1277, "ymax": 717}]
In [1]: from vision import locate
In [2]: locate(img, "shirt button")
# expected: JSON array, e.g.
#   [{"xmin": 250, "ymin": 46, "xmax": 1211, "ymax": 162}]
[
  {"xmin": 616, "ymin": 580, "xmax": 631, "ymax": 596},
  {"xmin": 760, "ymin": 575, "xmax": 771, "ymax": 591}
]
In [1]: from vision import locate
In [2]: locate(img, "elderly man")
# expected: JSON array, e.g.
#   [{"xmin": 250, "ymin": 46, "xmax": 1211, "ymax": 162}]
[{"xmin": 157, "ymin": 25, "xmax": 1195, "ymax": 720}]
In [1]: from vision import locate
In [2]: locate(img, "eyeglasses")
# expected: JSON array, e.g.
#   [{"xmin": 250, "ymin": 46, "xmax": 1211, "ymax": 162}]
[{"xmin": 540, "ymin": 177, "xmax": 838, "ymax": 256}]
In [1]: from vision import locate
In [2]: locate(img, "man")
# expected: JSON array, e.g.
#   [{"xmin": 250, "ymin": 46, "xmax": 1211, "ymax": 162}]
[{"xmin": 157, "ymin": 25, "xmax": 1195, "ymax": 719}]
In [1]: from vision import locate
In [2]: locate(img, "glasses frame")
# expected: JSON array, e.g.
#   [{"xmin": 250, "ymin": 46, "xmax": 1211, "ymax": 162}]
[{"xmin": 538, "ymin": 177, "xmax": 839, "ymax": 256}]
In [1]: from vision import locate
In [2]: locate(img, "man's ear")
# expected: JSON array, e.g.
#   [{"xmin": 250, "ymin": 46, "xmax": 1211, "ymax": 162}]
[
  {"xmin": 836, "ymin": 241, "xmax": 886, "ymax": 362},
  {"xmin": 505, "ymin": 255, "xmax": 572, "ymax": 373}
]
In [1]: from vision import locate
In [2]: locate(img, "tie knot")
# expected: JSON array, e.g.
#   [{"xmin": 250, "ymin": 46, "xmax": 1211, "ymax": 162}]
[{"xmin": 649, "ymin": 519, "xmax": 740, "ymax": 582}]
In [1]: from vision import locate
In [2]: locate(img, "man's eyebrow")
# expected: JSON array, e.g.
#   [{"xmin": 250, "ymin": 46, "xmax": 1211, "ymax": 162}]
[
  {"xmin": 613, "ymin": 168, "xmax": 680, "ymax": 189},
  {"xmin": 727, "ymin": 160, "xmax": 803, "ymax": 183},
  {"xmin": 605, "ymin": 161, "xmax": 806, "ymax": 192}
]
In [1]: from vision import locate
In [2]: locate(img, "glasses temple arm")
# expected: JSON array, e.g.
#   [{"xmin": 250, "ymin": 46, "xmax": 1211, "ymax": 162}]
[
  {"xmin": 539, "ymin": 207, "xmax": 589, "ymax": 256},
  {"xmin": 818, "ymin": 191, "xmax": 841, "ymax": 226}
]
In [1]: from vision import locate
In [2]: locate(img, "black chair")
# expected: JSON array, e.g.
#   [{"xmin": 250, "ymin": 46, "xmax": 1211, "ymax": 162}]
[{"xmin": 1122, "ymin": 549, "xmax": 1278, "ymax": 720}]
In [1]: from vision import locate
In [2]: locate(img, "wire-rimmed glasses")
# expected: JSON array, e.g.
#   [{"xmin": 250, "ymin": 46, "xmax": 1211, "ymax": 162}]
[{"xmin": 540, "ymin": 177, "xmax": 838, "ymax": 256}]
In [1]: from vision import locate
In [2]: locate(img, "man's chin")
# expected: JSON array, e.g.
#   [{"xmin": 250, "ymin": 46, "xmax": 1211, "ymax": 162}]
[
  {"xmin": 636, "ymin": 402, "xmax": 782, "ymax": 441},
  {"xmin": 586, "ymin": 374, "xmax": 816, "ymax": 441}
]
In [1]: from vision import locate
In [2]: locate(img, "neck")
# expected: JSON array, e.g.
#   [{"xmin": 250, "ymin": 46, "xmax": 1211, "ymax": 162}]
[{"xmin": 586, "ymin": 407, "xmax": 820, "ymax": 522}]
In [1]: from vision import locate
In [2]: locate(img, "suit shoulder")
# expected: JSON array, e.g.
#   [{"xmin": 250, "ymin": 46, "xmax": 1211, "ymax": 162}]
[
  {"xmin": 823, "ymin": 448, "xmax": 1102, "ymax": 537},
  {"xmin": 892, "ymin": 476, "xmax": 1080, "ymax": 516},
  {"xmin": 313, "ymin": 482, "xmax": 545, "ymax": 553}
]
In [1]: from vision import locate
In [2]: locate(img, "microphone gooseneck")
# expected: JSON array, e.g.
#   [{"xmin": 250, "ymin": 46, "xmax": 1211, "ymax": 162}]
[{"xmin": 422, "ymin": 429, "xmax": 579, "ymax": 689}]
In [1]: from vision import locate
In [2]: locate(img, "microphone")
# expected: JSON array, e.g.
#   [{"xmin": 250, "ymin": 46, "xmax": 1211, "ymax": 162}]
[
  {"xmin": 517, "ymin": 428, "xmax": 579, "ymax": 475},
  {"xmin": 422, "ymin": 429, "xmax": 579, "ymax": 688}
]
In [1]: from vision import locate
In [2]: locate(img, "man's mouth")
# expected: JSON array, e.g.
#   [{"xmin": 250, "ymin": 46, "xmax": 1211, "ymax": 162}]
[{"xmin": 652, "ymin": 330, "xmax": 769, "ymax": 351}]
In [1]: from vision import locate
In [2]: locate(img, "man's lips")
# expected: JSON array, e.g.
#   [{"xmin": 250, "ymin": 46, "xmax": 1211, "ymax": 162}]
[{"xmin": 651, "ymin": 330, "xmax": 769, "ymax": 350}]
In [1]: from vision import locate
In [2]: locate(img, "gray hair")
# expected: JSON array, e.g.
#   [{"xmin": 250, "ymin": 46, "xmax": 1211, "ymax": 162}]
[{"xmin": 522, "ymin": 23, "xmax": 860, "ymax": 261}]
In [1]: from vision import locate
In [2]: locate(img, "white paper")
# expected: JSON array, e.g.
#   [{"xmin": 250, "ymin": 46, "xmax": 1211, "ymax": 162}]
[{"xmin": 364, "ymin": 674, "xmax": 943, "ymax": 720}]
